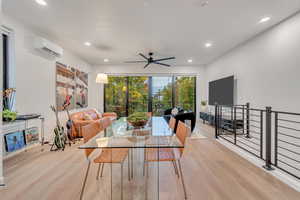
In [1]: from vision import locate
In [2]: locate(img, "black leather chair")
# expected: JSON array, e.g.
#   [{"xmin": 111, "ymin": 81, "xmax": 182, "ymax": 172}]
[
  {"xmin": 164, "ymin": 108, "xmax": 196, "ymax": 133},
  {"xmin": 174, "ymin": 112, "xmax": 196, "ymax": 133}
]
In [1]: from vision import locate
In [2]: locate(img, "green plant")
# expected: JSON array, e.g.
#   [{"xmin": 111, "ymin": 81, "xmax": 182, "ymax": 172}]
[
  {"xmin": 127, "ymin": 112, "xmax": 149, "ymax": 123},
  {"xmin": 201, "ymin": 101, "xmax": 207, "ymax": 106},
  {"xmin": 3, "ymin": 109, "xmax": 17, "ymax": 121}
]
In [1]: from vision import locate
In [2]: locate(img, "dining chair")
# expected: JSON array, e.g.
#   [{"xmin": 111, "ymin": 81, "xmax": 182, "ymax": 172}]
[
  {"xmin": 142, "ymin": 116, "xmax": 178, "ymax": 176},
  {"xmin": 80, "ymin": 121, "xmax": 130, "ymax": 200},
  {"xmin": 144, "ymin": 120, "xmax": 189, "ymax": 199},
  {"xmin": 101, "ymin": 117, "xmax": 113, "ymax": 129},
  {"xmin": 147, "ymin": 112, "xmax": 152, "ymax": 118},
  {"xmin": 169, "ymin": 116, "xmax": 176, "ymax": 132}
]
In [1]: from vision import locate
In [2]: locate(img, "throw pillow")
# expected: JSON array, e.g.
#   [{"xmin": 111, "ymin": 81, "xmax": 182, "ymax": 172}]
[{"xmin": 83, "ymin": 113, "xmax": 93, "ymax": 121}]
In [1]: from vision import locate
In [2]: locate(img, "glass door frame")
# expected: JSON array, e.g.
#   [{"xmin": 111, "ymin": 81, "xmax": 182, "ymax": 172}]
[{"xmin": 104, "ymin": 75, "xmax": 197, "ymax": 116}]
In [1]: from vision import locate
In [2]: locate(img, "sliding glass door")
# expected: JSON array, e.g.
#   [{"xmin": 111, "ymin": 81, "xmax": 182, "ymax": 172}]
[
  {"xmin": 175, "ymin": 76, "xmax": 196, "ymax": 112},
  {"xmin": 128, "ymin": 76, "xmax": 149, "ymax": 116},
  {"xmin": 104, "ymin": 75, "xmax": 196, "ymax": 117},
  {"xmin": 104, "ymin": 76, "xmax": 127, "ymax": 117},
  {"xmin": 152, "ymin": 77, "xmax": 173, "ymax": 116}
]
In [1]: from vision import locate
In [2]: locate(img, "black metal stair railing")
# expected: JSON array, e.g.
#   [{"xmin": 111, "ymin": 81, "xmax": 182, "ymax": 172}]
[
  {"xmin": 273, "ymin": 110, "xmax": 300, "ymax": 179},
  {"xmin": 215, "ymin": 103, "xmax": 300, "ymax": 179},
  {"xmin": 215, "ymin": 104, "xmax": 264, "ymax": 160}
]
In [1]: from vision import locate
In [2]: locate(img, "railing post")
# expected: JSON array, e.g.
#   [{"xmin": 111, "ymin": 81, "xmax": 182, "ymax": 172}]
[
  {"xmin": 234, "ymin": 106, "xmax": 237, "ymax": 144},
  {"xmin": 215, "ymin": 104, "xmax": 218, "ymax": 139},
  {"xmin": 274, "ymin": 112, "xmax": 278, "ymax": 167},
  {"xmin": 260, "ymin": 110, "xmax": 263, "ymax": 159},
  {"xmin": 246, "ymin": 102, "xmax": 250, "ymax": 138},
  {"xmin": 263, "ymin": 106, "xmax": 274, "ymax": 170},
  {"xmin": 242, "ymin": 105, "xmax": 245, "ymax": 135}
]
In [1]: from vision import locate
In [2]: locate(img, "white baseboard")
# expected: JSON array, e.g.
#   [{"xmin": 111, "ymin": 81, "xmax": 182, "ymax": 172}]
[{"xmin": 217, "ymin": 138, "xmax": 300, "ymax": 192}]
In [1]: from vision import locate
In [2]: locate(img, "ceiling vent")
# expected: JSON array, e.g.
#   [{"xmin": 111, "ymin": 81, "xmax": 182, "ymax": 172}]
[{"xmin": 34, "ymin": 37, "xmax": 63, "ymax": 57}]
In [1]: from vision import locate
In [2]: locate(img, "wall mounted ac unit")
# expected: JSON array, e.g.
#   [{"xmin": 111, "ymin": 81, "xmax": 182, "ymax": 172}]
[{"xmin": 34, "ymin": 37, "xmax": 63, "ymax": 57}]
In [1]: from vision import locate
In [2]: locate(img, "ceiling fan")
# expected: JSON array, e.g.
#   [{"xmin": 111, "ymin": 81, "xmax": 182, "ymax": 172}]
[{"xmin": 125, "ymin": 52, "xmax": 176, "ymax": 68}]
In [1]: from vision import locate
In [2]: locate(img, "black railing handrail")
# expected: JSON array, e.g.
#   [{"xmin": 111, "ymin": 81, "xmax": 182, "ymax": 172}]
[
  {"xmin": 272, "ymin": 110, "xmax": 300, "ymax": 116},
  {"xmin": 214, "ymin": 103, "xmax": 300, "ymax": 179}
]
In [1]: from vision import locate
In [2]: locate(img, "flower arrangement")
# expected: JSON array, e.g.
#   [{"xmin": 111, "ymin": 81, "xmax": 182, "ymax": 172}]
[{"xmin": 2, "ymin": 88, "xmax": 17, "ymax": 121}]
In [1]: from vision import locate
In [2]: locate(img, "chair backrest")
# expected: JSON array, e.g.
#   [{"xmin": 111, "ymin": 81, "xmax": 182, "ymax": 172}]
[
  {"xmin": 82, "ymin": 121, "xmax": 103, "ymax": 158},
  {"xmin": 147, "ymin": 112, "xmax": 152, "ymax": 118},
  {"xmin": 169, "ymin": 117, "xmax": 176, "ymax": 131},
  {"xmin": 101, "ymin": 117, "xmax": 112, "ymax": 129},
  {"xmin": 176, "ymin": 120, "xmax": 189, "ymax": 155}
]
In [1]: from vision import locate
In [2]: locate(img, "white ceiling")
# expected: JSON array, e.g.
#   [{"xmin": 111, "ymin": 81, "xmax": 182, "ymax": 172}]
[{"xmin": 3, "ymin": 0, "xmax": 300, "ymax": 66}]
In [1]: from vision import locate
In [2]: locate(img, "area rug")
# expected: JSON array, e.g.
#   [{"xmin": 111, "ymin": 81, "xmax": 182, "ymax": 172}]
[{"xmin": 190, "ymin": 132, "xmax": 207, "ymax": 139}]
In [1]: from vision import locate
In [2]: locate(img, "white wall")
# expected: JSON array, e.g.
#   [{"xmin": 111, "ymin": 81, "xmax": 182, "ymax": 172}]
[
  {"xmin": 92, "ymin": 65, "xmax": 206, "ymax": 118},
  {"xmin": 204, "ymin": 12, "xmax": 300, "ymax": 112},
  {"xmin": 2, "ymin": 15, "xmax": 96, "ymax": 142}
]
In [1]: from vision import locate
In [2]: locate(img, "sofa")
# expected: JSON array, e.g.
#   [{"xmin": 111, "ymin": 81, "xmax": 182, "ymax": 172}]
[{"xmin": 70, "ymin": 109, "xmax": 117, "ymax": 138}]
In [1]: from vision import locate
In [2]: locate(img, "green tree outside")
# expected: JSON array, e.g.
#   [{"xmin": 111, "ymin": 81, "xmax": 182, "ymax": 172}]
[{"xmin": 104, "ymin": 76, "xmax": 196, "ymax": 117}]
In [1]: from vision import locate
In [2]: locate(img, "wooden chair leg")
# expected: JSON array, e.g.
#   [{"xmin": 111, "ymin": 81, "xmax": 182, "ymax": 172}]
[
  {"xmin": 131, "ymin": 149, "xmax": 134, "ymax": 179},
  {"xmin": 143, "ymin": 149, "xmax": 146, "ymax": 176},
  {"xmin": 128, "ymin": 154, "xmax": 131, "ymax": 181},
  {"xmin": 80, "ymin": 161, "xmax": 91, "ymax": 200},
  {"xmin": 145, "ymin": 161, "xmax": 149, "ymax": 200},
  {"xmin": 100, "ymin": 163, "xmax": 105, "ymax": 177},
  {"xmin": 178, "ymin": 160, "xmax": 188, "ymax": 200},
  {"xmin": 172, "ymin": 161, "xmax": 180, "ymax": 178},
  {"xmin": 121, "ymin": 163, "xmax": 124, "ymax": 200},
  {"xmin": 96, "ymin": 163, "xmax": 102, "ymax": 180}
]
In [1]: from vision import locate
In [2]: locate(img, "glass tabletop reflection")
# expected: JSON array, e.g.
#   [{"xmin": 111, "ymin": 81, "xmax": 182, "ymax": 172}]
[{"xmin": 79, "ymin": 117, "xmax": 184, "ymax": 149}]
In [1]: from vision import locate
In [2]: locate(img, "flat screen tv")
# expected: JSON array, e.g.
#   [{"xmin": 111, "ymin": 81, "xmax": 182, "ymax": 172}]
[{"xmin": 209, "ymin": 76, "xmax": 234, "ymax": 106}]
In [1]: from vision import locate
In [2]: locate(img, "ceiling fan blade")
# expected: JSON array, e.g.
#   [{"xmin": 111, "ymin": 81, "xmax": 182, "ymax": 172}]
[
  {"xmin": 144, "ymin": 63, "xmax": 150, "ymax": 68},
  {"xmin": 139, "ymin": 53, "xmax": 148, "ymax": 60},
  {"xmin": 124, "ymin": 61, "xmax": 147, "ymax": 63},
  {"xmin": 153, "ymin": 57, "xmax": 176, "ymax": 62},
  {"xmin": 154, "ymin": 62, "xmax": 171, "ymax": 67}
]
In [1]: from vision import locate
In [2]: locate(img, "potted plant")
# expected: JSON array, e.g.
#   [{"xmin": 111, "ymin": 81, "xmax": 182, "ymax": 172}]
[
  {"xmin": 3, "ymin": 109, "xmax": 17, "ymax": 122},
  {"xmin": 127, "ymin": 112, "xmax": 149, "ymax": 128},
  {"xmin": 201, "ymin": 100, "xmax": 208, "ymax": 112}
]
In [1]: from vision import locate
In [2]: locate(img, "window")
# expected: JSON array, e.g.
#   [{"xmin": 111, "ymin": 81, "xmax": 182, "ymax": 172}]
[
  {"xmin": 2, "ymin": 33, "xmax": 9, "ymax": 91},
  {"xmin": 104, "ymin": 76, "xmax": 127, "ymax": 117},
  {"xmin": 104, "ymin": 75, "xmax": 197, "ymax": 117},
  {"xmin": 128, "ymin": 76, "xmax": 149, "ymax": 116},
  {"xmin": 175, "ymin": 76, "xmax": 196, "ymax": 112},
  {"xmin": 152, "ymin": 77, "xmax": 173, "ymax": 116}
]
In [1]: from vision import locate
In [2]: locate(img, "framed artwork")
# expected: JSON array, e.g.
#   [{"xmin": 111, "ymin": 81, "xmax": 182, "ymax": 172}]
[
  {"xmin": 25, "ymin": 127, "xmax": 39, "ymax": 145},
  {"xmin": 5, "ymin": 131, "xmax": 26, "ymax": 152},
  {"xmin": 56, "ymin": 62, "xmax": 88, "ymax": 111},
  {"xmin": 75, "ymin": 69, "xmax": 88, "ymax": 109}
]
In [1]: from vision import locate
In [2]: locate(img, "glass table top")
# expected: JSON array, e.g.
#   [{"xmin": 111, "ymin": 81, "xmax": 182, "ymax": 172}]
[{"xmin": 79, "ymin": 117, "xmax": 184, "ymax": 149}]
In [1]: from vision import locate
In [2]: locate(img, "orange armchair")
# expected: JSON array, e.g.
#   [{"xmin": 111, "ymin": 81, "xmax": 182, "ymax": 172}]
[
  {"xmin": 70, "ymin": 109, "xmax": 117, "ymax": 138},
  {"xmin": 102, "ymin": 112, "xmax": 117, "ymax": 121}
]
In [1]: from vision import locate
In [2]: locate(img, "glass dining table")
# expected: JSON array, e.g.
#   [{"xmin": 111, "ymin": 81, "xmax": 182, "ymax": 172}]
[{"xmin": 79, "ymin": 117, "xmax": 186, "ymax": 200}]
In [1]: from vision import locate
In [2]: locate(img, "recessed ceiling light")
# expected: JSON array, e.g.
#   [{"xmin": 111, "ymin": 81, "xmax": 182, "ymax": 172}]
[
  {"xmin": 35, "ymin": 0, "xmax": 47, "ymax": 6},
  {"xmin": 205, "ymin": 42, "xmax": 212, "ymax": 48},
  {"xmin": 201, "ymin": 1, "xmax": 209, "ymax": 7},
  {"xmin": 188, "ymin": 59, "xmax": 193, "ymax": 63},
  {"xmin": 259, "ymin": 17, "xmax": 271, "ymax": 24},
  {"xmin": 84, "ymin": 42, "xmax": 91, "ymax": 46},
  {"xmin": 104, "ymin": 58, "xmax": 109, "ymax": 63}
]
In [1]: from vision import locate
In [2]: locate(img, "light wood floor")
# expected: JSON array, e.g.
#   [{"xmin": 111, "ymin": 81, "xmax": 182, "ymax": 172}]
[{"xmin": 1, "ymin": 123, "xmax": 300, "ymax": 200}]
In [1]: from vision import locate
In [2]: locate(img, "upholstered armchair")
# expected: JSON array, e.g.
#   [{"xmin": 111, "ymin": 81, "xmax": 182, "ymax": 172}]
[{"xmin": 70, "ymin": 109, "xmax": 117, "ymax": 138}]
